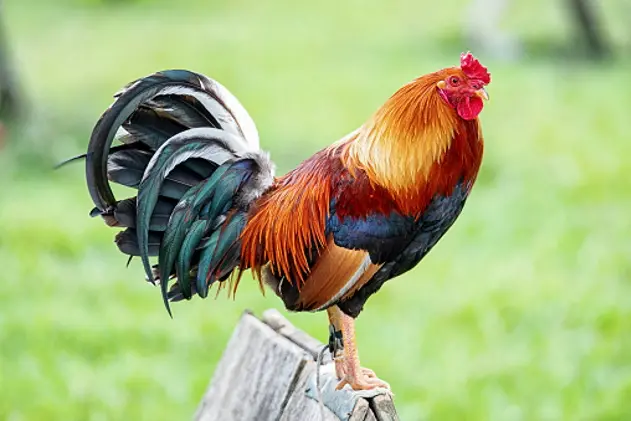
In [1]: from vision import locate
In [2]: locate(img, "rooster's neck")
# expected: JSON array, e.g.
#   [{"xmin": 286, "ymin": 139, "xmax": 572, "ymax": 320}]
[{"xmin": 344, "ymin": 76, "xmax": 463, "ymax": 197}]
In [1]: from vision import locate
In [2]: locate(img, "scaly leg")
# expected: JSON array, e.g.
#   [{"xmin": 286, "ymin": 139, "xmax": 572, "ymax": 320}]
[
  {"xmin": 326, "ymin": 306, "xmax": 390, "ymax": 391},
  {"xmin": 326, "ymin": 306, "xmax": 347, "ymax": 379}
]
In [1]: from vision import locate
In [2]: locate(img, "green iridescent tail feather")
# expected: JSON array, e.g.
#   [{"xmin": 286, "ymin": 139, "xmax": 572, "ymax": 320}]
[{"xmin": 58, "ymin": 69, "xmax": 274, "ymax": 316}]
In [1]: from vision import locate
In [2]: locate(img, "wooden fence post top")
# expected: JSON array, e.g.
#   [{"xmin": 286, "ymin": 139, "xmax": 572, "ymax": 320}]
[{"xmin": 194, "ymin": 309, "xmax": 399, "ymax": 421}]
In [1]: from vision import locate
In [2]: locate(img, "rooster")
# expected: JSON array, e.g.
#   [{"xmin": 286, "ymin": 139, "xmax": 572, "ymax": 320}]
[{"xmin": 64, "ymin": 52, "xmax": 490, "ymax": 391}]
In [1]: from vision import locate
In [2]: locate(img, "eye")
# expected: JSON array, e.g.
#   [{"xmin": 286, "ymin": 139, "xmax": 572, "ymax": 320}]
[{"xmin": 449, "ymin": 76, "xmax": 460, "ymax": 86}]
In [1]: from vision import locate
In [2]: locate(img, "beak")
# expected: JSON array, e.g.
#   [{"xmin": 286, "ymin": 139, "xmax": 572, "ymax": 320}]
[{"xmin": 475, "ymin": 87, "xmax": 489, "ymax": 101}]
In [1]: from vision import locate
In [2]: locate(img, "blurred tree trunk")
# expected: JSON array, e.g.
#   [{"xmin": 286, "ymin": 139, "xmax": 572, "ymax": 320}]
[
  {"xmin": 465, "ymin": 0, "xmax": 614, "ymax": 61},
  {"xmin": 0, "ymin": 0, "xmax": 23, "ymax": 121},
  {"xmin": 567, "ymin": 0, "xmax": 612, "ymax": 59}
]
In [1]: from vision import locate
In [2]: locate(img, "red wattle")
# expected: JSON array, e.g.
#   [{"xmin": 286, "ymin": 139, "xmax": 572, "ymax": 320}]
[{"xmin": 457, "ymin": 96, "xmax": 484, "ymax": 120}]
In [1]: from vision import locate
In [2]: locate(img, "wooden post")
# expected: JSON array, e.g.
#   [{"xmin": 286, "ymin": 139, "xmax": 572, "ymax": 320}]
[{"xmin": 194, "ymin": 309, "xmax": 399, "ymax": 421}]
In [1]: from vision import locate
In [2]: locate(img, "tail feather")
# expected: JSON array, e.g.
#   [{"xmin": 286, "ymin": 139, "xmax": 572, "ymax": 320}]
[
  {"xmin": 136, "ymin": 128, "xmax": 248, "ymax": 287},
  {"xmin": 55, "ymin": 143, "xmax": 148, "ymax": 170},
  {"xmin": 196, "ymin": 212, "xmax": 248, "ymax": 298},
  {"xmin": 122, "ymin": 106, "xmax": 186, "ymax": 149},
  {"xmin": 157, "ymin": 164, "xmax": 234, "ymax": 305},
  {"xmin": 107, "ymin": 149, "xmax": 205, "ymax": 200},
  {"xmin": 146, "ymin": 95, "xmax": 221, "ymax": 129},
  {"xmin": 61, "ymin": 69, "xmax": 273, "ymax": 316},
  {"xmin": 196, "ymin": 230, "xmax": 220, "ymax": 297},
  {"xmin": 115, "ymin": 228, "xmax": 162, "ymax": 257},
  {"xmin": 113, "ymin": 198, "xmax": 175, "ymax": 231},
  {"xmin": 158, "ymin": 158, "xmax": 261, "ymax": 306},
  {"xmin": 86, "ymin": 69, "xmax": 260, "ymax": 212},
  {"xmin": 175, "ymin": 219, "xmax": 209, "ymax": 301}
]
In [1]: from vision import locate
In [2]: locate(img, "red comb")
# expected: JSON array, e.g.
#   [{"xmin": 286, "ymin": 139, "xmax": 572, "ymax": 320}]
[{"xmin": 460, "ymin": 52, "xmax": 491, "ymax": 84}]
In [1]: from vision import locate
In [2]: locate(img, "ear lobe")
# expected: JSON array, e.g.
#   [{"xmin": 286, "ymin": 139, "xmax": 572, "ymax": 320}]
[
  {"xmin": 437, "ymin": 85, "xmax": 450, "ymax": 105},
  {"xmin": 436, "ymin": 80, "xmax": 446, "ymax": 89}
]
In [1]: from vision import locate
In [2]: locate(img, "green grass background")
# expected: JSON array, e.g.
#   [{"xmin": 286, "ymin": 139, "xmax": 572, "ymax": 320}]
[{"xmin": 1, "ymin": 0, "xmax": 630, "ymax": 419}]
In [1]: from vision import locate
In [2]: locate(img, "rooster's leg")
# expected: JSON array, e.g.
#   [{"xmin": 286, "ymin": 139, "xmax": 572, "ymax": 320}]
[
  {"xmin": 326, "ymin": 306, "xmax": 390, "ymax": 391},
  {"xmin": 326, "ymin": 306, "xmax": 346, "ymax": 379}
]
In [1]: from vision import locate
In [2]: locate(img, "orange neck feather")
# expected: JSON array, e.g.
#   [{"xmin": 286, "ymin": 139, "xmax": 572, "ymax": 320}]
[{"xmin": 342, "ymin": 71, "xmax": 462, "ymax": 198}]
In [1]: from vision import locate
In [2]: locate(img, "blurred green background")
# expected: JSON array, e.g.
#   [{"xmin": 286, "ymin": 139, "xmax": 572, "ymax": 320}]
[{"xmin": 1, "ymin": 0, "xmax": 630, "ymax": 419}]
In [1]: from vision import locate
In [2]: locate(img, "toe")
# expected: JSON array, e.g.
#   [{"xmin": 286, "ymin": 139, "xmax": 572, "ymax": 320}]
[
  {"xmin": 335, "ymin": 378, "xmax": 348, "ymax": 390},
  {"xmin": 335, "ymin": 374, "xmax": 391, "ymax": 391},
  {"xmin": 367, "ymin": 377, "xmax": 390, "ymax": 390},
  {"xmin": 361, "ymin": 367, "xmax": 376, "ymax": 378}
]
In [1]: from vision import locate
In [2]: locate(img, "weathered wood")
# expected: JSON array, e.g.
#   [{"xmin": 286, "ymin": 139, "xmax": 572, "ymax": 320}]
[
  {"xmin": 370, "ymin": 395, "xmax": 399, "ymax": 421},
  {"xmin": 194, "ymin": 309, "xmax": 399, "ymax": 421},
  {"xmin": 278, "ymin": 363, "xmax": 343, "ymax": 421},
  {"xmin": 194, "ymin": 311, "xmax": 310, "ymax": 421}
]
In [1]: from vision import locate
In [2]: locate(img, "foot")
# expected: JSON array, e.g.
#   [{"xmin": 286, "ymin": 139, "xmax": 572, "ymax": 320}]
[
  {"xmin": 327, "ymin": 306, "xmax": 391, "ymax": 391},
  {"xmin": 334, "ymin": 356, "xmax": 389, "ymax": 390},
  {"xmin": 335, "ymin": 369, "xmax": 390, "ymax": 391},
  {"xmin": 334, "ymin": 358, "xmax": 377, "ymax": 380}
]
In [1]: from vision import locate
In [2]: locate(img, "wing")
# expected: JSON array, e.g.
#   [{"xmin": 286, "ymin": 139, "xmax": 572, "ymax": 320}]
[
  {"xmin": 270, "ymin": 193, "xmax": 420, "ymax": 312},
  {"xmin": 295, "ymin": 209, "xmax": 416, "ymax": 311},
  {"xmin": 327, "ymin": 209, "xmax": 416, "ymax": 264},
  {"xmin": 337, "ymin": 181, "xmax": 473, "ymax": 317}
]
